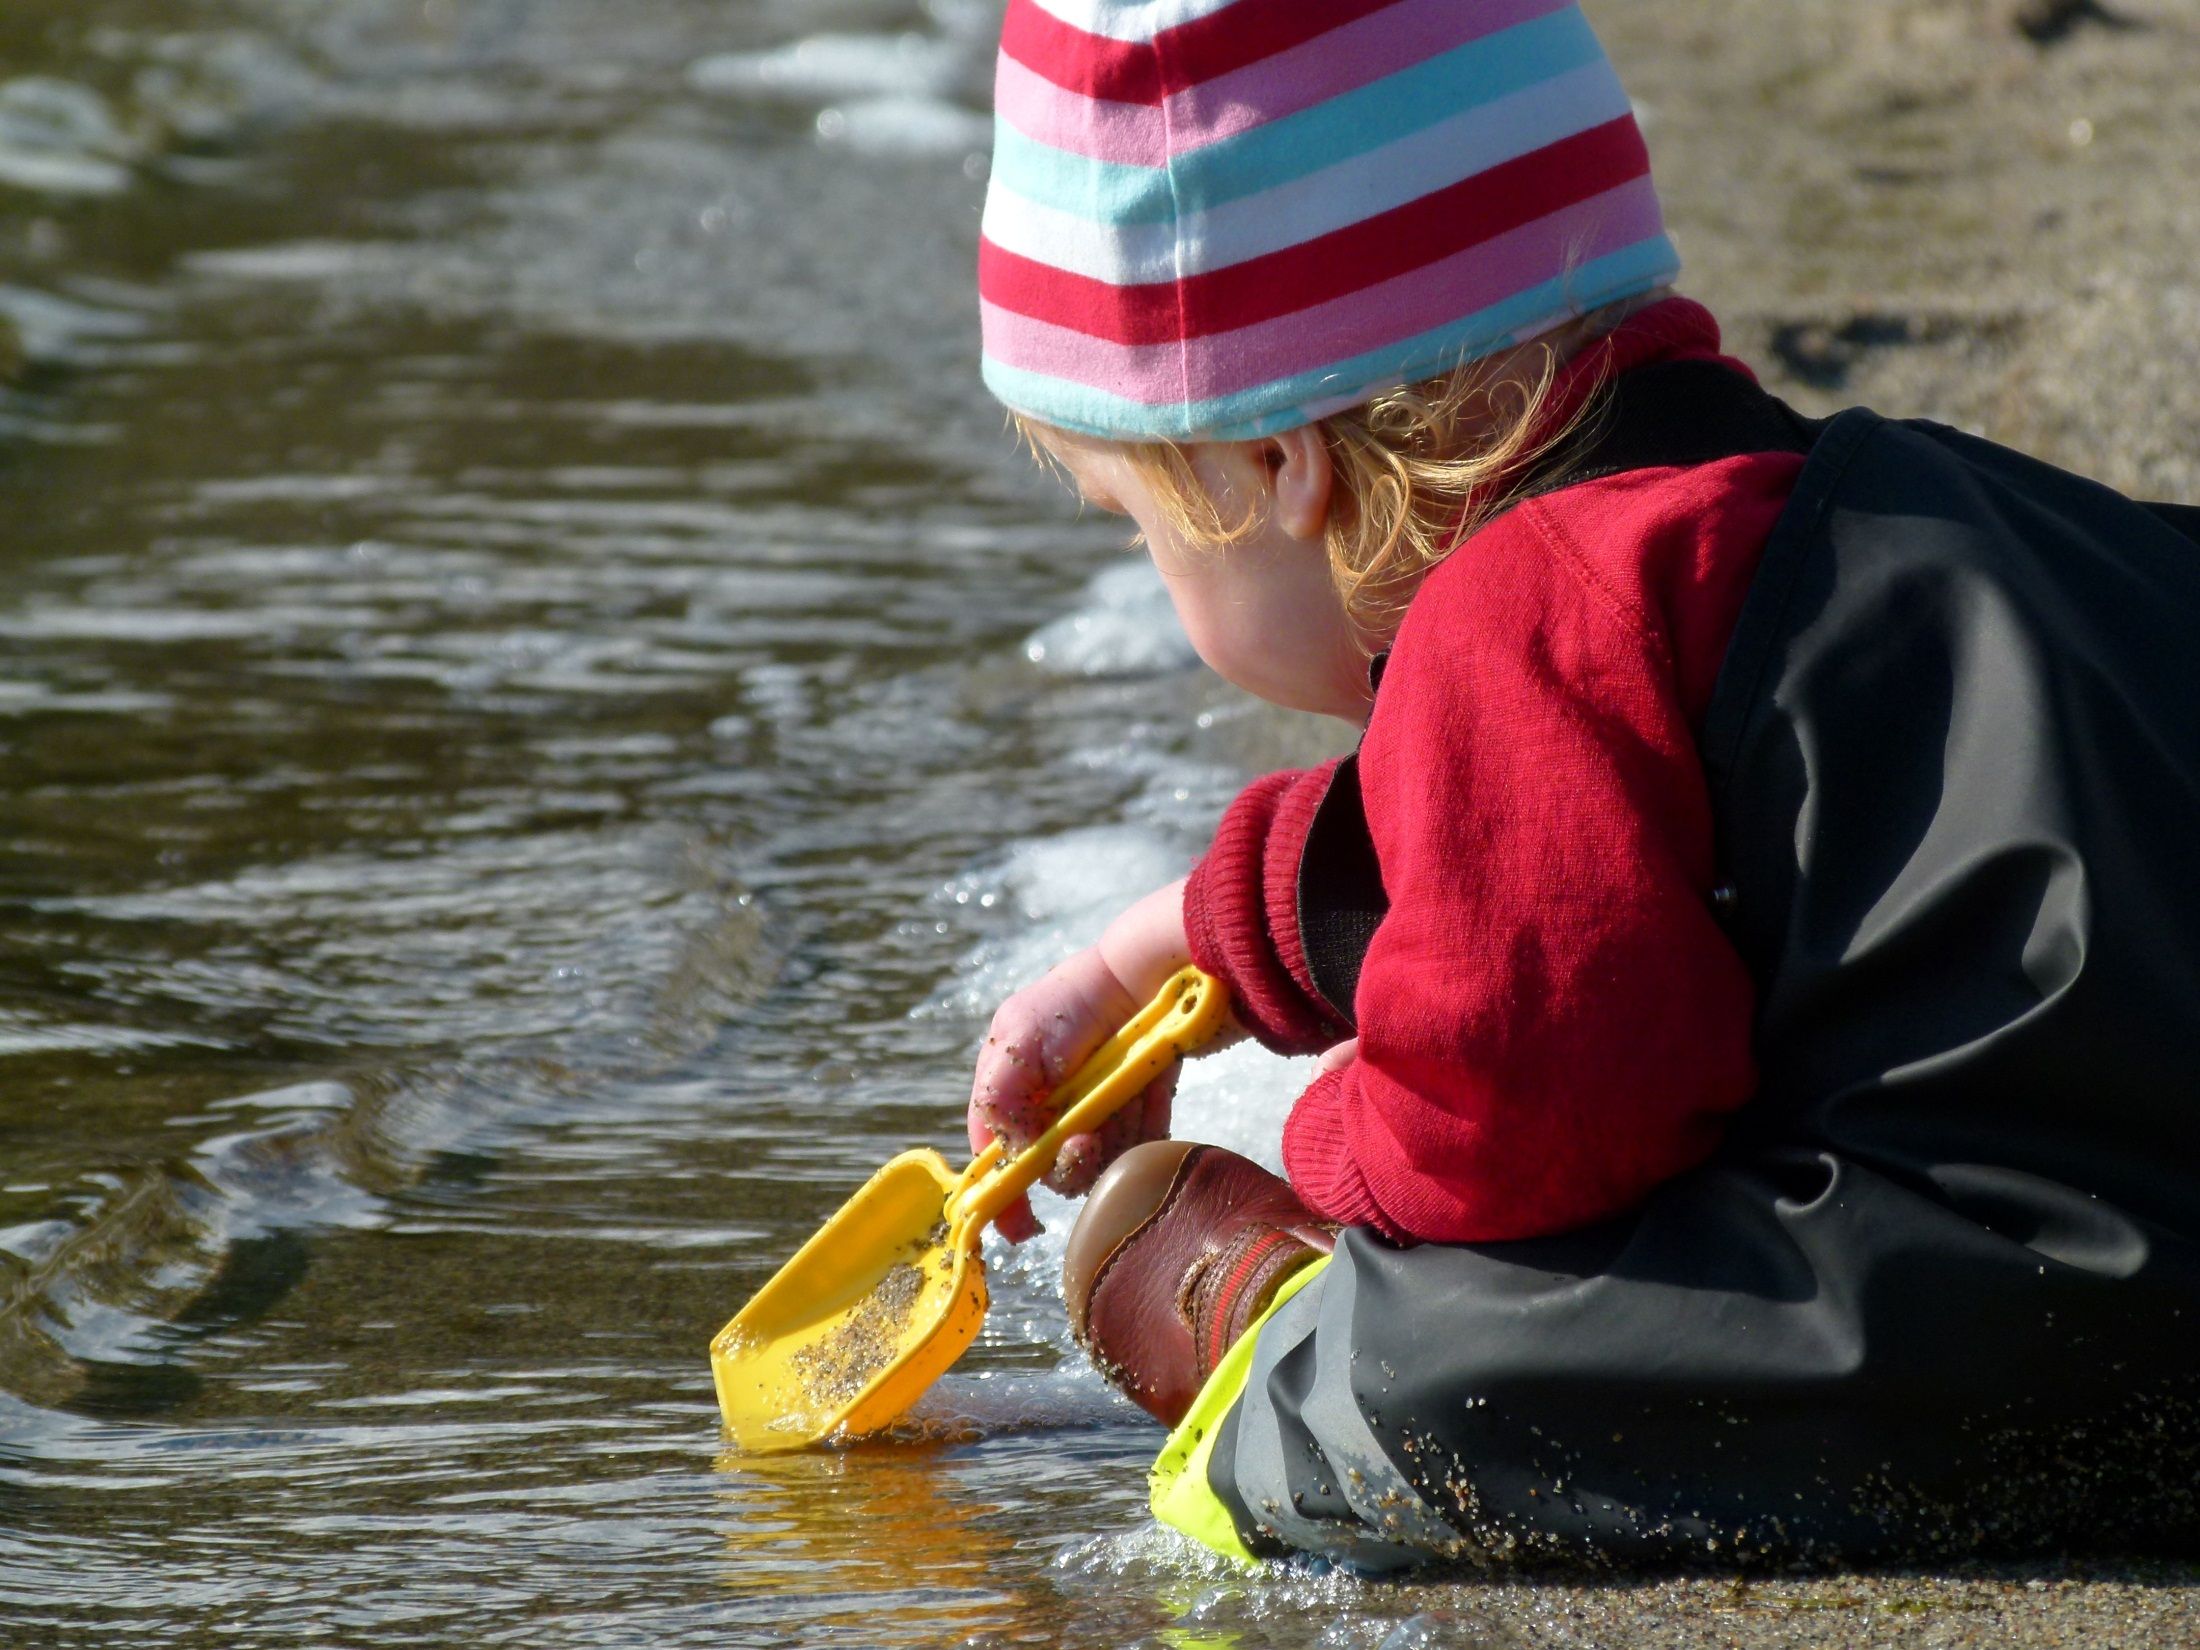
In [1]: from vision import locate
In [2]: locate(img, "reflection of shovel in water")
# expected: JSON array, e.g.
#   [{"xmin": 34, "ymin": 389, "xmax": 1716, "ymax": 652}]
[{"xmin": 711, "ymin": 967, "xmax": 1227, "ymax": 1452}]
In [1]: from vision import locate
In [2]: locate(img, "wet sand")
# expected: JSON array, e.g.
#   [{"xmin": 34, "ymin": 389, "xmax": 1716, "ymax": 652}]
[{"xmin": 1395, "ymin": 1564, "xmax": 2200, "ymax": 1648}]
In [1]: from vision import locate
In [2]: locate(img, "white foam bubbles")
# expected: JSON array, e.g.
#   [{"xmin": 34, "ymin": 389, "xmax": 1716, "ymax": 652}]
[
  {"xmin": 1170, "ymin": 1037, "xmax": 1311, "ymax": 1177},
  {"xmin": 0, "ymin": 77, "xmax": 135, "ymax": 196},
  {"xmin": 896, "ymin": 1368, "xmax": 1129, "ymax": 1438},
  {"xmin": 690, "ymin": 34, "xmax": 963, "ymax": 101},
  {"xmin": 183, "ymin": 241, "xmax": 404, "ymax": 282},
  {"xmin": 815, "ymin": 97, "xmax": 992, "ymax": 158},
  {"xmin": 924, "ymin": 823, "xmax": 1187, "ymax": 1019},
  {"xmin": 0, "ymin": 283, "xmax": 150, "ymax": 362},
  {"xmin": 1023, "ymin": 559, "xmax": 1201, "ymax": 679},
  {"xmin": 690, "ymin": 31, "xmax": 991, "ymax": 161}
]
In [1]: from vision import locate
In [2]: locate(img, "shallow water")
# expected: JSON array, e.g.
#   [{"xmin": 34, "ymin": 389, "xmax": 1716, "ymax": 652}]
[{"xmin": 0, "ymin": 2, "xmax": 1388, "ymax": 1643}]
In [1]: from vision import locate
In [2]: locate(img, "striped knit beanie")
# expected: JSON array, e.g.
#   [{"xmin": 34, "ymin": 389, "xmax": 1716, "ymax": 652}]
[{"xmin": 978, "ymin": 0, "xmax": 1680, "ymax": 441}]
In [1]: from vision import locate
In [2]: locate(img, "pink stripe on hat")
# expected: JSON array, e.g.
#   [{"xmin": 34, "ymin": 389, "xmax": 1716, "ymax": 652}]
[{"xmin": 995, "ymin": 54, "xmax": 1170, "ymax": 168}]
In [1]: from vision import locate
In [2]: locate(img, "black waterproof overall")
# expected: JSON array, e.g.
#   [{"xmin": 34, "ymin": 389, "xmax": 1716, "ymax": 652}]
[{"xmin": 1196, "ymin": 367, "xmax": 2200, "ymax": 1570}]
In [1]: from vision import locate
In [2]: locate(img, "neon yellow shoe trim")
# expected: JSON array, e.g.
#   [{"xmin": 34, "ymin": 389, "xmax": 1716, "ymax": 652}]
[{"xmin": 1146, "ymin": 1253, "xmax": 1332, "ymax": 1562}]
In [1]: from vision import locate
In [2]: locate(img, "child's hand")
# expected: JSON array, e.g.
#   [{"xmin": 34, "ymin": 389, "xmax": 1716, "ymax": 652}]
[
  {"xmin": 966, "ymin": 948, "xmax": 1176, "ymax": 1242},
  {"xmin": 967, "ymin": 879, "xmax": 1197, "ymax": 1242}
]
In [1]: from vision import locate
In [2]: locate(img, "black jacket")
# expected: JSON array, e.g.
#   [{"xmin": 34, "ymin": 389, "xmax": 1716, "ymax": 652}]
[{"xmin": 1201, "ymin": 376, "xmax": 2200, "ymax": 1568}]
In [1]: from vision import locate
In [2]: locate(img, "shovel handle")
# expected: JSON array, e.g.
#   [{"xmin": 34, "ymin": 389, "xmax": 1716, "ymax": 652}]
[{"xmin": 946, "ymin": 967, "xmax": 1230, "ymax": 1246}]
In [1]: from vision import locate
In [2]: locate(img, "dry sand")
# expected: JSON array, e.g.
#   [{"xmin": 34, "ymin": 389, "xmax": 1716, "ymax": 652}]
[{"xmin": 1594, "ymin": 0, "xmax": 2200, "ymax": 503}]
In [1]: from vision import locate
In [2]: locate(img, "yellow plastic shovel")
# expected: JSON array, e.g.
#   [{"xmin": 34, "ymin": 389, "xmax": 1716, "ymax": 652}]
[{"xmin": 711, "ymin": 966, "xmax": 1228, "ymax": 1453}]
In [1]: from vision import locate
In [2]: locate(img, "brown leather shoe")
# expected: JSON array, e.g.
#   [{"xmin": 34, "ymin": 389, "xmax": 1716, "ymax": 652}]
[{"xmin": 1062, "ymin": 1141, "xmax": 1335, "ymax": 1426}]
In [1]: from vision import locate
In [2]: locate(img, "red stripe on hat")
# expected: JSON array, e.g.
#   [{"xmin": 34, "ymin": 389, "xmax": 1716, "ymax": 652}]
[
  {"xmin": 980, "ymin": 115, "xmax": 1649, "ymax": 345},
  {"xmin": 1164, "ymin": 0, "xmax": 1409, "ymax": 89},
  {"xmin": 1001, "ymin": 0, "xmax": 1411, "ymax": 106},
  {"xmin": 1001, "ymin": 1, "xmax": 1162, "ymax": 104}
]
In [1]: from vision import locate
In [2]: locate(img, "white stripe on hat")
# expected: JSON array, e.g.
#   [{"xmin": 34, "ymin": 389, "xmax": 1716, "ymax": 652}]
[{"xmin": 1021, "ymin": 0, "xmax": 1244, "ymax": 45}]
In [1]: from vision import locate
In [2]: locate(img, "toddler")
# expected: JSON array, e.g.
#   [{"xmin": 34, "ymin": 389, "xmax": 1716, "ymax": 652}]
[{"xmin": 966, "ymin": 0, "xmax": 2200, "ymax": 1567}]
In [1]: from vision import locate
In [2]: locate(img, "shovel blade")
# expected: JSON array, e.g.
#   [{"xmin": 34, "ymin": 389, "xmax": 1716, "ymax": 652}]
[{"xmin": 711, "ymin": 1148, "xmax": 988, "ymax": 1453}]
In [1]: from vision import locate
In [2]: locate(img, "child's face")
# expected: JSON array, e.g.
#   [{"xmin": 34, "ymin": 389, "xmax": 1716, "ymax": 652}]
[{"xmin": 1040, "ymin": 432, "xmax": 1377, "ymax": 725}]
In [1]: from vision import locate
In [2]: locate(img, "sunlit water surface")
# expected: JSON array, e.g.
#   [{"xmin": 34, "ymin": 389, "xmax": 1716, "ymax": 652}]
[{"xmin": 0, "ymin": 2, "xmax": 1445, "ymax": 1644}]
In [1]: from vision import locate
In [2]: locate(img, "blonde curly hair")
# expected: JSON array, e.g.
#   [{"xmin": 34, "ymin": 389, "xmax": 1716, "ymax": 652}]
[{"xmin": 1022, "ymin": 306, "xmax": 1631, "ymax": 643}]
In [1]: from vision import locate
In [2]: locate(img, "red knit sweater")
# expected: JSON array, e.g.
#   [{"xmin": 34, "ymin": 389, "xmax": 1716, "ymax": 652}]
[{"xmin": 1183, "ymin": 300, "xmax": 1805, "ymax": 1244}]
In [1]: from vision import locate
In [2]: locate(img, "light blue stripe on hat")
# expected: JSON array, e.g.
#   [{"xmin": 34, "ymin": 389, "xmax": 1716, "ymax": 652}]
[
  {"xmin": 988, "ymin": 6, "xmax": 1609, "ymax": 226},
  {"xmin": 982, "ymin": 235, "xmax": 1679, "ymax": 440}
]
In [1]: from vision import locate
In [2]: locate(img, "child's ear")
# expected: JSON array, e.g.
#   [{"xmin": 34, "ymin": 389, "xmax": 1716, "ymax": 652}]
[{"xmin": 1264, "ymin": 426, "xmax": 1333, "ymax": 542}]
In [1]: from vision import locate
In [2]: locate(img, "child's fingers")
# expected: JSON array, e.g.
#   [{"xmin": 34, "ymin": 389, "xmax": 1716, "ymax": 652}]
[
  {"xmin": 969, "ymin": 1084, "xmax": 1045, "ymax": 1241},
  {"xmin": 1141, "ymin": 1063, "xmax": 1178, "ymax": 1141},
  {"xmin": 1043, "ymin": 1062, "xmax": 1181, "ymax": 1198},
  {"xmin": 1100, "ymin": 1064, "xmax": 1177, "ymax": 1165},
  {"xmin": 969, "ymin": 959, "xmax": 1133, "ymax": 1152},
  {"xmin": 968, "ymin": 951, "xmax": 1155, "ymax": 1207},
  {"xmin": 1086, "ymin": 1065, "xmax": 1174, "ymax": 1177},
  {"xmin": 1047, "ymin": 1114, "xmax": 1130, "ymax": 1196},
  {"xmin": 969, "ymin": 1072, "xmax": 1045, "ymax": 1241},
  {"xmin": 993, "ymin": 1192, "xmax": 1042, "ymax": 1244},
  {"xmin": 970, "ymin": 1022, "xmax": 1052, "ymax": 1149},
  {"xmin": 1047, "ymin": 1131, "xmax": 1104, "ymax": 1198},
  {"xmin": 1200, "ymin": 1009, "xmax": 1251, "ymax": 1056},
  {"xmin": 1045, "ymin": 1105, "xmax": 1139, "ymax": 1195}
]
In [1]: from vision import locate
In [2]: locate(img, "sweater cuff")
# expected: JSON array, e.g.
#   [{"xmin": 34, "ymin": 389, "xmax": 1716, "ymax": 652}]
[
  {"xmin": 1184, "ymin": 772, "xmax": 1347, "ymax": 1056},
  {"xmin": 1281, "ymin": 1065, "xmax": 1406, "ymax": 1241},
  {"xmin": 1263, "ymin": 757, "xmax": 1345, "ymax": 1021}
]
